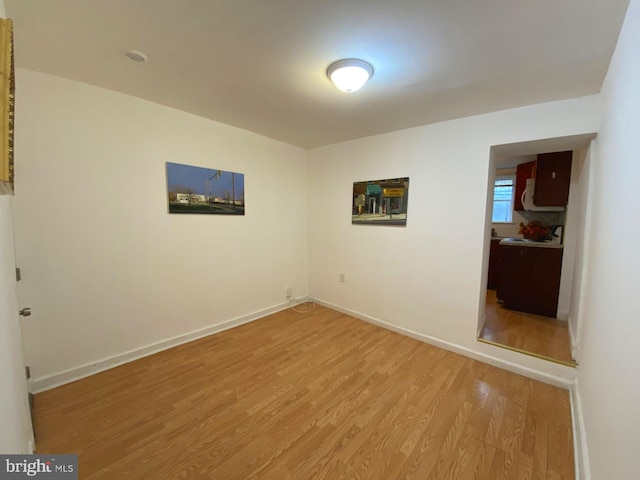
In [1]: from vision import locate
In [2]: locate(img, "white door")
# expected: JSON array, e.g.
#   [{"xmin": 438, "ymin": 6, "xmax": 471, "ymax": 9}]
[{"xmin": 0, "ymin": 194, "xmax": 34, "ymax": 453}]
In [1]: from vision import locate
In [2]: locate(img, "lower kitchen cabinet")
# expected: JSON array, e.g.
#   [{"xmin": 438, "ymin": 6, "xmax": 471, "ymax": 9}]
[
  {"xmin": 498, "ymin": 245, "xmax": 563, "ymax": 318},
  {"xmin": 487, "ymin": 239, "xmax": 502, "ymax": 290}
]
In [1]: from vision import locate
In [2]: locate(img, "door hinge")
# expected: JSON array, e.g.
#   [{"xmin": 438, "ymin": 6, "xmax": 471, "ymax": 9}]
[
  {"xmin": 16, "ymin": 267, "xmax": 21, "ymax": 282},
  {"xmin": 25, "ymin": 366, "xmax": 31, "ymax": 380}
]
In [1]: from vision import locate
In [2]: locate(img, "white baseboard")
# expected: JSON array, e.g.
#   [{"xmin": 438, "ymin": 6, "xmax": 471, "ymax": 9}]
[
  {"xmin": 557, "ymin": 310, "xmax": 569, "ymax": 321},
  {"xmin": 31, "ymin": 301, "xmax": 292, "ymax": 393},
  {"xmin": 312, "ymin": 297, "xmax": 574, "ymax": 389},
  {"xmin": 571, "ymin": 378, "xmax": 590, "ymax": 480}
]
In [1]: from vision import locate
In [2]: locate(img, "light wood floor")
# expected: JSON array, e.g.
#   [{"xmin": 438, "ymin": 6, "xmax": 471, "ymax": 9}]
[
  {"xmin": 34, "ymin": 305, "xmax": 574, "ymax": 479},
  {"xmin": 480, "ymin": 290, "xmax": 575, "ymax": 366}
]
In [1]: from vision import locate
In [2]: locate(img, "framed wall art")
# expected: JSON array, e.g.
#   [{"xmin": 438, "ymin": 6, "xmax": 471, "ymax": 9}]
[
  {"xmin": 0, "ymin": 18, "xmax": 14, "ymax": 193},
  {"xmin": 166, "ymin": 162, "xmax": 245, "ymax": 215},
  {"xmin": 352, "ymin": 177, "xmax": 409, "ymax": 226}
]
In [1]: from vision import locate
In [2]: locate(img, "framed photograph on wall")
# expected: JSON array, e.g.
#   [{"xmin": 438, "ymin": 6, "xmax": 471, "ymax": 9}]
[
  {"xmin": 352, "ymin": 177, "xmax": 409, "ymax": 226},
  {"xmin": 0, "ymin": 18, "xmax": 15, "ymax": 192},
  {"xmin": 166, "ymin": 162, "xmax": 245, "ymax": 215}
]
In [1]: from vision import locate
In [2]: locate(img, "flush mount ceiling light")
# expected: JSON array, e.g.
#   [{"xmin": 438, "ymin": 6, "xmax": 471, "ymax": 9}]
[
  {"xmin": 125, "ymin": 49, "xmax": 148, "ymax": 63},
  {"xmin": 326, "ymin": 59, "xmax": 374, "ymax": 93}
]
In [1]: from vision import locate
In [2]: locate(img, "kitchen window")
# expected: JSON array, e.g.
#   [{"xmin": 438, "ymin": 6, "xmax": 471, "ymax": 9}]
[{"xmin": 492, "ymin": 175, "xmax": 515, "ymax": 223}]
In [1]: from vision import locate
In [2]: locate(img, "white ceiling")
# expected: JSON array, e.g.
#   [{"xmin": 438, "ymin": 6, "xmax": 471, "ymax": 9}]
[{"xmin": 6, "ymin": 0, "xmax": 630, "ymax": 148}]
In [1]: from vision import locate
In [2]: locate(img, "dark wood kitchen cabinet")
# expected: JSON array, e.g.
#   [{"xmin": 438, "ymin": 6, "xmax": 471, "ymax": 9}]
[
  {"xmin": 534, "ymin": 151, "xmax": 572, "ymax": 206},
  {"xmin": 514, "ymin": 161, "xmax": 536, "ymax": 211},
  {"xmin": 487, "ymin": 239, "xmax": 503, "ymax": 290},
  {"xmin": 513, "ymin": 151, "xmax": 572, "ymax": 211},
  {"xmin": 498, "ymin": 245, "xmax": 563, "ymax": 318}
]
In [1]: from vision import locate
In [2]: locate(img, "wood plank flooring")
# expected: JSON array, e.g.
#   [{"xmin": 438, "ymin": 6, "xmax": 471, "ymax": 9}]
[
  {"xmin": 481, "ymin": 290, "xmax": 575, "ymax": 366},
  {"xmin": 34, "ymin": 305, "xmax": 574, "ymax": 479}
]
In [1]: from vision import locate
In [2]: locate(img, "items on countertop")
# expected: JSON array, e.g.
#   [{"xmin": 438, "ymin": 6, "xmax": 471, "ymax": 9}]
[
  {"xmin": 497, "ymin": 222, "xmax": 564, "ymax": 249},
  {"xmin": 519, "ymin": 221, "xmax": 551, "ymax": 240},
  {"xmin": 499, "ymin": 238, "xmax": 564, "ymax": 249}
]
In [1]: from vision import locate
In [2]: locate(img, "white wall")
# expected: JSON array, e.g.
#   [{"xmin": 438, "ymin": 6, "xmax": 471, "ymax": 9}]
[
  {"xmin": 576, "ymin": 1, "xmax": 640, "ymax": 478},
  {"xmin": 12, "ymin": 69, "xmax": 309, "ymax": 387},
  {"xmin": 555, "ymin": 149, "xmax": 587, "ymax": 322},
  {"xmin": 561, "ymin": 148, "xmax": 592, "ymax": 353},
  {"xmin": 308, "ymin": 95, "xmax": 600, "ymax": 383}
]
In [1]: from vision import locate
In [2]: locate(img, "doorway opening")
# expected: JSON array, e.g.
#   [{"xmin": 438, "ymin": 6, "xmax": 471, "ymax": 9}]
[{"xmin": 478, "ymin": 134, "xmax": 597, "ymax": 366}]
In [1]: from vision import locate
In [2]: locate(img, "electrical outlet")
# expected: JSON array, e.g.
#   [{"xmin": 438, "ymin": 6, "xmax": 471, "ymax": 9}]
[
  {"xmin": 339, "ymin": 273, "xmax": 345, "ymax": 283},
  {"xmin": 286, "ymin": 287, "xmax": 292, "ymax": 299}
]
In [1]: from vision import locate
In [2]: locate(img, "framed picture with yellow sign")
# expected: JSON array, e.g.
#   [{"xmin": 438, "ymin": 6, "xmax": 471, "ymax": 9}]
[{"xmin": 352, "ymin": 177, "xmax": 409, "ymax": 226}]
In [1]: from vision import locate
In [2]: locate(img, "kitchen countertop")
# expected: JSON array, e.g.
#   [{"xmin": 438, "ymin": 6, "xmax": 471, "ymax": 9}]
[{"xmin": 498, "ymin": 237, "xmax": 564, "ymax": 249}]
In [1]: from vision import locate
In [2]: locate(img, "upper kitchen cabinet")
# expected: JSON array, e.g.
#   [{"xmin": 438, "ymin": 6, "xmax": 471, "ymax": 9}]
[
  {"xmin": 514, "ymin": 160, "xmax": 536, "ymax": 211},
  {"xmin": 514, "ymin": 151, "xmax": 572, "ymax": 211},
  {"xmin": 534, "ymin": 151, "xmax": 572, "ymax": 206}
]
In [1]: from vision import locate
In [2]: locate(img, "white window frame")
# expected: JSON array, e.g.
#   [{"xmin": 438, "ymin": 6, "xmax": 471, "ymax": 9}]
[{"xmin": 492, "ymin": 175, "xmax": 516, "ymax": 224}]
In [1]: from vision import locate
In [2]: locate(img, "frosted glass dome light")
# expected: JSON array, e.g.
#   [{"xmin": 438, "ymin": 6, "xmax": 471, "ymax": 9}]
[{"xmin": 327, "ymin": 59, "xmax": 374, "ymax": 93}]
